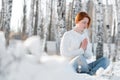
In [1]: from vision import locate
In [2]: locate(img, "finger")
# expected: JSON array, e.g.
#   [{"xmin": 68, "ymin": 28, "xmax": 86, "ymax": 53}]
[
  {"xmin": 83, "ymin": 39, "xmax": 86, "ymax": 43},
  {"xmin": 83, "ymin": 38, "xmax": 87, "ymax": 42},
  {"xmin": 83, "ymin": 38, "xmax": 87, "ymax": 41}
]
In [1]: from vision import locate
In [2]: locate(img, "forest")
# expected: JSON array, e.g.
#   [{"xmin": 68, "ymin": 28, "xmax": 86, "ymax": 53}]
[
  {"xmin": 0, "ymin": 0, "xmax": 119, "ymax": 60},
  {"xmin": 0, "ymin": 0, "xmax": 120, "ymax": 80}
]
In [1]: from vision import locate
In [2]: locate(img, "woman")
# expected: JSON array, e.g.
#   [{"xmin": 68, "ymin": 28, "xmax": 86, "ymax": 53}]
[{"xmin": 60, "ymin": 12, "xmax": 109, "ymax": 75}]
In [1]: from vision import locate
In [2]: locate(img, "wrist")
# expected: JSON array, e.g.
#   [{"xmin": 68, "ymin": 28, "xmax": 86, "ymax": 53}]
[{"xmin": 80, "ymin": 48, "xmax": 85, "ymax": 54}]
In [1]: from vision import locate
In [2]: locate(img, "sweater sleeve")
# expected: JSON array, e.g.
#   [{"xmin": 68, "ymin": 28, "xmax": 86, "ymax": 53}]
[
  {"xmin": 83, "ymin": 36, "xmax": 93, "ymax": 59},
  {"xmin": 60, "ymin": 32, "xmax": 84, "ymax": 58}
]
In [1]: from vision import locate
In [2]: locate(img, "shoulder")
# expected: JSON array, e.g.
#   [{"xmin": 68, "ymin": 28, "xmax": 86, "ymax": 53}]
[
  {"xmin": 62, "ymin": 30, "xmax": 73, "ymax": 38},
  {"xmin": 64, "ymin": 30, "xmax": 73, "ymax": 35},
  {"xmin": 83, "ymin": 29, "xmax": 90, "ymax": 38},
  {"xmin": 84, "ymin": 29, "xmax": 89, "ymax": 35},
  {"xmin": 61, "ymin": 30, "xmax": 74, "ymax": 42}
]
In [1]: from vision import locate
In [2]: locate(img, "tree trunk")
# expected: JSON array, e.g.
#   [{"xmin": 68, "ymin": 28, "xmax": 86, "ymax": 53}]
[
  {"xmin": 72, "ymin": 0, "xmax": 82, "ymax": 28},
  {"xmin": 82, "ymin": 0, "xmax": 87, "ymax": 12},
  {"xmin": 22, "ymin": 0, "xmax": 26, "ymax": 36},
  {"xmin": 88, "ymin": 0, "xmax": 95, "ymax": 55},
  {"xmin": 42, "ymin": 0, "xmax": 51, "ymax": 52},
  {"xmin": 33, "ymin": 0, "xmax": 39, "ymax": 35},
  {"xmin": 27, "ymin": 0, "xmax": 35, "ymax": 36},
  {"xmin": 95, "ymin": 0, "xmax": 104, "ymax": 59},
  {"xmin": 105, "ymin": 0, "xmax": 112, "ymax": 59},
  {"xmin": 48, "ymin": 0, "xmax": 53, "ymax": 40},
  {"xmin": 113, "ymin": 0, "xmax": 120, "ymax": 61},
  {"xmin": 4, "ymin": 0, "xmax": 13, "ymax": 46},
  {"xmin": 0, "ymin": 0, "xmax": 5, "ymax": 30},
  {"xmin": 37, "ymin": 0, "xmax": 44, "ymax": 39},
  {"xmin": 66, "ymin": 2, "xmax": 72, "ymax": 31},
  {"xmin": 56, "ymin": 0, "xmax": 66, "ymax": 54}
]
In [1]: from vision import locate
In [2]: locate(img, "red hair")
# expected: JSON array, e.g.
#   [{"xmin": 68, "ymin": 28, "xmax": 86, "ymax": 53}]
[{"xmin": 75, "ymin": 12, "xmax": 91, "ymax": 28}]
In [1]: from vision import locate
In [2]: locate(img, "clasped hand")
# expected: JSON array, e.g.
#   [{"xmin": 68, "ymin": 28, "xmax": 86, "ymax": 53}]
[{"xmin": 80, "ymin": 38, "xmax": 88, "ymax": 51}]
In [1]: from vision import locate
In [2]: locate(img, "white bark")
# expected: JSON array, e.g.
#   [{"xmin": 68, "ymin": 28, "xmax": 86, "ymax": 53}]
[
  {"xmin": 95, "ymin": 0, "xmax": 104, "ymax": 59},
  {"xmin": 3, "ymin": 0, "xmax": 13, "ymax": 46},
  {"xmin": 111, "ymin": 0, "xmax": 117, "ymax": 43},
  {"xmin": 88, "ymin": 0, "xmax": 96, "ymax": 55},
  {"xmin": 66, "ymin": 2, "xmax": 72, "ymax": 31},
  {"xmin": 22, "ymin": 0, "xmax": 27, "ymax": 35},
  {"xmin": 42, "ymin": 0, "xmax": 51, "ymax": 52},
  {"xmin": 113, "ymin": 0, "xmax": 120, "ymax": 61},
  {"xmin": 26, "ymin": 0, "xmax": 35, "ymax": 36},
  {"xmin": 81, "ymin": 0, "xmax": 87, "ymax": 12},
  {"xmin": 37, "ymin": 0, "xmax": 44, "ymax": 38},
  {"xmin": 105, "ymin": 0, "xmax": 112, "ymax": 59},
  {"xmin": 0, "ymin": 0, "xmax": 5, "ymax": 30},
  {"xmin": 56, "ymin": 0, "xmax": 66, "ymax": 54},
  {"xmin": 33, "ymin": 0, "xmax": 39, "ymax": 35},
  {"xmin": 72, "ymin": 0, "xmax": 82, "ymax": 28}
]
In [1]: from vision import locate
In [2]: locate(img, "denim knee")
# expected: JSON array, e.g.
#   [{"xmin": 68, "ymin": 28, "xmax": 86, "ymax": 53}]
[{"xmin": 102, "ymin": 57, "xmax": 110, "ymax": 69}]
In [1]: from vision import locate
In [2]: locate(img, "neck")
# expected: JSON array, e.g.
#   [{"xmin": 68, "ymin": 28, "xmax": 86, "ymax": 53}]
[{"xmin": 74, "ymin": 28, "xmax": 84, "ymax": 34}]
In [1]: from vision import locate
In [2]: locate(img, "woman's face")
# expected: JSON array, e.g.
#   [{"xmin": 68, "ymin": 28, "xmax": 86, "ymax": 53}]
[{"xmin": 76, "ymin": 17, "xmax": 89, "ymax": 32}]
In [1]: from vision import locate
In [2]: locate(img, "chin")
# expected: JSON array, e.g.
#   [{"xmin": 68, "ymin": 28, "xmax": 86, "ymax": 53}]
[{"xmin": 81, "ymin": 29, "xmax": 84, "ymax": 32}]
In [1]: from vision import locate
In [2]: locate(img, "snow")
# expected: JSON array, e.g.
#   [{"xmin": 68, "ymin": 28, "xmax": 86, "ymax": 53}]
[
  {"xmin": 0, "ymin": 31, "xmax": 120, "ymax": 80},
  {"xmin": 7, "ymin": 55, "xmax": 96, "ymax": 80},
  {"xmin": 23, "ymin": 36, "xmax": 42, "ymax": 58},
  {"xmin": 46, "ymin": 41, "xmax": 57, "ymax": 55}
]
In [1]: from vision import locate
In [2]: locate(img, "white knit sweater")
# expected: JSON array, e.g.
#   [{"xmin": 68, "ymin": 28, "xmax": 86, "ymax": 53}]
[{"xmin": 60, "ymin": 29, "xmax": 93, "ymax": 61}]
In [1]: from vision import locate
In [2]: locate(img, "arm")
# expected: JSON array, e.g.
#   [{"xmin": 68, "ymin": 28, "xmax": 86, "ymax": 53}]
[
  {"xmin": 83, "ymin": 37, "xmax": 93, "ymax": 59},
  {"xmin": 60, "ymin": 32, "xmax": 84, "ymax": 58}
]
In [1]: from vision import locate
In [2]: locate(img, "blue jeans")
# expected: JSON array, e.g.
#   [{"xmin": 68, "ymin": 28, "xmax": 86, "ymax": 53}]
[{"xmin": 70, "ymin": 55, "xmax": 110, "ymax": 75}]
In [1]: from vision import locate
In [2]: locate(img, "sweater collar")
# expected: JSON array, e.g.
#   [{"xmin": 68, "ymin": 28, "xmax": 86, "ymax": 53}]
[{"xmin": 72, "ymin": 27, "xmax": 86, "ymax": 35}]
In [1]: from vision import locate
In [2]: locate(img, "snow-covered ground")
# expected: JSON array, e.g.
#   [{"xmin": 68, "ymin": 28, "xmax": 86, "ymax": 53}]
[{"xmin": 0, "ymin": 31, "xmax": 120, "ymax": 80}]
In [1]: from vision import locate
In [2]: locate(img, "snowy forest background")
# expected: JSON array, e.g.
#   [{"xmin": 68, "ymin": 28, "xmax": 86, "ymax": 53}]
[{"xmin": 0, "ymin": 0, "xmax": 120, "ymax": 80}]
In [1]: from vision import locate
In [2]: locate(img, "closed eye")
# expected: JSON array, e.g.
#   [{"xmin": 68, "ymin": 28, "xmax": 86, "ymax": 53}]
[{"xmin": 82, "ymin": 21, "xmax": 87, "ymax": 24}]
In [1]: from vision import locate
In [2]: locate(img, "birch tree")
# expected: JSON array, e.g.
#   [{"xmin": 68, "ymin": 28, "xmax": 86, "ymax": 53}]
[
  {"xmin": 87, "ymin": 0, "xmax": 96, "ymax": 55},
  {"xmin": 33, "ymin": 0, "xmax": 39, "ymax": 35},
  {"xmin": 37, "ymin": 0, "xmax": 44, "ymax": 39},
  {"xmin": 105, "ymin": 0, "xmax": 112, "ymax": 58},
  {"xmin": 26, "ymin": 0, "xmax": 35, "ymax": 36},
  {"xmin": 113, "ymin": 0, "xmax": 120, "ymax": 61},
  {"xmin": 72, "ymin": 0, "xmax": 82, "ymax": 28},
  {"xmin": 66, "ymin": 2, "xmax": 72, "ymax": 31},
  {"xmin": 56, "ymin": 0, "xmax": 66, "ymax": 54},
  {"xmin": 4, "ymin": 0, "xmax": 13, "ymax": 46},
  {"xmin": 22, "ymin": 0, "xmax": 27, "ymax": 35},
  {"xmin": 48, "ymin": 0, "xmax": 53, "ymax": 40},
  {"xmin": 0, "ymin": 0, "xmax": 5, "ymax": 30},
  {"xmin": 81, "ymin": 0, "xmax": 87, "ymax": 12},
  {"xmin": 42, "ymin": 0, "xmax": 51, "ymax": 52},
  {"xmin": 95, "ymin": 0, "xmax": 104, "ymax": 59},
  {"xmin": 111, "ymin": 0, "xmax": 117, "ymax": 44}
]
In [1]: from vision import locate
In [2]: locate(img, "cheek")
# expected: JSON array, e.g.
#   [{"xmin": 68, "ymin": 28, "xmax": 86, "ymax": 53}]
[
  {"xmin": 78, "ymin": 23, "xmax": 83, "ymax": 26},
  {"xmin": 76, "ymin": 24, "xmax": 80, "ymax": 27},
  {"xmin": 79, "ymin": 24, "xmax": 84, "ymax": 28}
]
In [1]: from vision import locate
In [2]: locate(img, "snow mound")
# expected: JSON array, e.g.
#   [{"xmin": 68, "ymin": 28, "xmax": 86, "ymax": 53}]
[
  {"xmin": 23, "ymin": 36, "xmax": 43, "ymax": 60},
  {"xmin": 0, "ymin": 31, "xmax": 6, "ymax": 55},
  {"xmin": 7, "ymin": 55, "xmax": 96, "ymax": 80}
]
